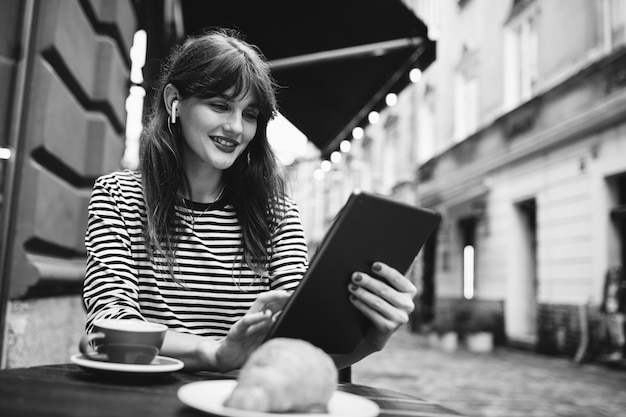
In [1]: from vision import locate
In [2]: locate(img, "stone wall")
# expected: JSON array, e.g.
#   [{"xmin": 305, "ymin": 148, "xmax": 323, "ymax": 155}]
[
  {"xmin": 0, "ymin": 0, "xmax": 137, "ymax": 368},
  {"xmin": 416, "ymin": 297, "xmax": 507, "ymax": 346},
  {"xmin": 4, "ymin": 296, "xmax": 85, "ymax": 367},
  {"xmin": 536, "ymin": 303, "xmax": 611, "ymax": 360}
]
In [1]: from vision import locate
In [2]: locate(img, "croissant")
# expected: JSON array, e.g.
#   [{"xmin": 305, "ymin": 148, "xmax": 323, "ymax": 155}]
[{"xmin": 224, "ymin": 338, "xmax": 338, "ymax": 412}]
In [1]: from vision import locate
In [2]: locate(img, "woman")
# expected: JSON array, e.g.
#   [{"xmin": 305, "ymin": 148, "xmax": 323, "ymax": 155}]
[{"xmin": 83, "ymin": 28, "xmax": 417, "ymax": 372}]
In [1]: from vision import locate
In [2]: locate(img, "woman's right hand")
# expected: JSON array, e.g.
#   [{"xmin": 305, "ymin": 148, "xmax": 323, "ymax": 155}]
[{"xmin": 203, "ymin": 290, "xmax": 291, "ymax": 372}]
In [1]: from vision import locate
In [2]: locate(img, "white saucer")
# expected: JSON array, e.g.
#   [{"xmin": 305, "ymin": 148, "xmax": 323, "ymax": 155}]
[
  {"xmin": 70, "ymin": 353, "xmax": 184, "ymax": 375},
  {"xmin": 177, "ymin": 380, "xmax": 380, "ymax": 417}
]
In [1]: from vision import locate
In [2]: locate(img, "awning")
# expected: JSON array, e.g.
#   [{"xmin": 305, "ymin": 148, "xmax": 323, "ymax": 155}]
[{"xmin": 178, "ymin": 0, "xmax": 436, "ymax": 157}]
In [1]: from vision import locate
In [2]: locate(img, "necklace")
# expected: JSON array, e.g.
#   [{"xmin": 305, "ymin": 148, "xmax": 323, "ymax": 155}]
[{"xmin": 182, "ymin": 185, "xmax": 225, "ymax": 231}]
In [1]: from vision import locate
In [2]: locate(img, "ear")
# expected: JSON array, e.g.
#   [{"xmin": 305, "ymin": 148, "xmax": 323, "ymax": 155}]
[{"xmin": 163, "ymin": 83, "xmax": 180, "ymax": 116}]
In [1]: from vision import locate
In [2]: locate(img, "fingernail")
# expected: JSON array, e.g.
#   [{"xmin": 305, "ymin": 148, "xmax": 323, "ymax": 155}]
[
  {"xmin": 372, "ymin": 263, "xmax": 382, "ymax": 272},
  {"xmin": 352, "ymin": 273, "xmax": 362, "ymax": 282},
  {"xmin": 349, "ymin": 284, "xmax": 358, "ymax": 292}
]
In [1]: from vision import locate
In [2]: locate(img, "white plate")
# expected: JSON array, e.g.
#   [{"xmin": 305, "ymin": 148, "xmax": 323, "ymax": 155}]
[
  {"xmin": 70, "ymin": 353, "xmax": 184, "ymax": 375},
  {"xmin": 177, "ymin": 380, "xmax": 380, "ymax": 417}
]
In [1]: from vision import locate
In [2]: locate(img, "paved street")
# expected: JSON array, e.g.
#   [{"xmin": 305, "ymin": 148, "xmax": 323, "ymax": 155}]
[{"xmin": 351, "ymin": 327, "xmax": 626, "ymax": 417}]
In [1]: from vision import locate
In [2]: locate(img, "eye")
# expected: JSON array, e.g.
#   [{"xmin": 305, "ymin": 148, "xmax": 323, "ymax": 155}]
[
  {"xmin": 209, "ymin": 101, "xmax": 229, "ymax": 112},
  {"xmin": 243, "ymin": 109, "xmax": 260, "ymax": 121}
]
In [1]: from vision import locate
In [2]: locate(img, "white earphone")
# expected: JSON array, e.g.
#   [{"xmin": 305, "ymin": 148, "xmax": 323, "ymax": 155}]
[{"xmin": 171, "ymin": 100, "xmax": 179, "ymax": 124}]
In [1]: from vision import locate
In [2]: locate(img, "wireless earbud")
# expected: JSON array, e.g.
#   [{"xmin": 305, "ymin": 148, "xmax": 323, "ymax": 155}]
[{"xmin": 171, "ymin": 100, "xmax": 179, "ymax": 124}]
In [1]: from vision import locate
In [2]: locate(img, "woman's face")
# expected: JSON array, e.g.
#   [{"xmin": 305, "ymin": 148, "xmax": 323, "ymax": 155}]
[{"xmin": 177, "ymin": 88, "xmax": 260, "ymax": 171}]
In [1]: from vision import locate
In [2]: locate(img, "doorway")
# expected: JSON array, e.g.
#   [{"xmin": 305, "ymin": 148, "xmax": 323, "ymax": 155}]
[
  {"xmin": 512, "ymin": 198, "xmax": 538, "ymax": 342},
  {"xmin": 610, "ymin": 174, "xmax": 626, "ymax": 269},
  {"xmin": 459, "ymin": 217, "xmax": 477, "ymax": 300},
  {"xmin": 419, "ymin": 225, "xmax": 439, "ymax": 326}
]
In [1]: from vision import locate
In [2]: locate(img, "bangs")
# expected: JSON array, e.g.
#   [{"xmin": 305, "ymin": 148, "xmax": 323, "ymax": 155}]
[{"xmin": 192, "ymin": 51, "xmax": 276, "ymax": 120}]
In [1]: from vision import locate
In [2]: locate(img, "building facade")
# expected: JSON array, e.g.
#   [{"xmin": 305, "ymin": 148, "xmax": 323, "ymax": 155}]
[
  {"xmin": 290, "ymin": 0, "xmax": 626, "ymax": 358},
  {"xmin": 0, "ymin": 0, "xmax": 153, "ymax": 368}
]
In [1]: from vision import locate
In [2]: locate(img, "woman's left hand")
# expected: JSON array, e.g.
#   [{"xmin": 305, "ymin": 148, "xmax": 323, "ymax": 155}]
[{"xmin": 348, "ymin": 262, "xmax": 417, "ymax": 351}]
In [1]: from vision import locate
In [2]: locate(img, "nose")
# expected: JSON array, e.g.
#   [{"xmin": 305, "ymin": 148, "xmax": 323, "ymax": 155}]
[{"xmin": 223, "ymin": 111, "xmax": 243, "ymax": 136}]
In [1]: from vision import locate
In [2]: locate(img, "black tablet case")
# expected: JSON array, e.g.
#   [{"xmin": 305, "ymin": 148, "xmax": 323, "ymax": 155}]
[{"xmin": 265, "ymin": 190, "xmax": 441, "ymax": 354}]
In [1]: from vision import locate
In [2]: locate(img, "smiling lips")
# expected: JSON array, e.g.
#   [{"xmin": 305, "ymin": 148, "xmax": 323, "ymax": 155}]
[{"xmin": 211, "ymin": 136, "xmax": 238, "ymax": 153}]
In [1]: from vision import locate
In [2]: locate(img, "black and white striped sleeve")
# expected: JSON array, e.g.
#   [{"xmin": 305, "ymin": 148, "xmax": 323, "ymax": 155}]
[
  {"xmin": 268, "ymin": 198, "xmax": 309, "ymax": 291},
  {"xmin": 83, "ymin": 175, "xmax": 144, "ymax": 331}
]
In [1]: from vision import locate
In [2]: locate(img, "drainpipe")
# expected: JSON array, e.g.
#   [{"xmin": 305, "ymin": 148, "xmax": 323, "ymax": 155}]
[{"xmin": 0, "ymin": 0, "xmax": 36, "ymax": 368}]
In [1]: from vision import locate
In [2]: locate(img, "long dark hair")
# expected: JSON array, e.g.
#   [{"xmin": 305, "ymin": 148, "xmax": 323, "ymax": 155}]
[{"xmin": 140, "ymin": 28, "xmax": 286, "ymax": 277}]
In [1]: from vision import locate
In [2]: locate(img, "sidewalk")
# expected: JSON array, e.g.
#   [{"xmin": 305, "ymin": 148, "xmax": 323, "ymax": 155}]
[{"xmin": 352, "ymin": 327, "xmax": 626, "ymax": 417}]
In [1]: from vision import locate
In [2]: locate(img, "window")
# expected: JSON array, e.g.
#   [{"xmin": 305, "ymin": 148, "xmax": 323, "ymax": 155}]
[
  {"xmin": 454, "ymin": 74, "xmax": 479, "ymax": 141},
  {"xmin": 382, "ymin": 115, "xmax": 399, "ymax": 190},
  {"xmin": 417, "ymin": 84, "xmax": 436, "ymax": 163},
  {"xmin": 504, "ymin": 1, "xmax": 539, "ymax": 109},
  {"xmin": 454, "ymin": 45, "xmax": 480, "ymax": 141},
  {"xmin": 411, "ymin": 0, "xmax": 441, "ymax": 40},
  {"xmin": 604, "ymin": 0, "xmax": 626, "ymax": 49}
]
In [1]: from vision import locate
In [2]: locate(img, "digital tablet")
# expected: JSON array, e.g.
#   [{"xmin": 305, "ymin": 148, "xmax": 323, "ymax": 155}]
[{"xmin": 265, "ymin": 190, "xmax": 441, "ymax": 354}]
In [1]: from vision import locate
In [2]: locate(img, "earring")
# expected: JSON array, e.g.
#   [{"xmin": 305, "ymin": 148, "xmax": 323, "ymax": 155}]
[
  {"xmin": 246, "ymin": 152, "xmax": 251, "ymax": 165},
  {"xmin": 171, "ymin": 100, "xmax": 179, "ymax": 124}
]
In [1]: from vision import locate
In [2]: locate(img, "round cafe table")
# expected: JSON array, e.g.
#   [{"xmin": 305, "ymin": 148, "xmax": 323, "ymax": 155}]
[{"xmin": 0, "ymin": 362, "xmax": 465, "ymax": 416}]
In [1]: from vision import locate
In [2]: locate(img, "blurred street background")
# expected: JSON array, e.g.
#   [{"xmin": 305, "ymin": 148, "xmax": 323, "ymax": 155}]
[{"xmin": 353, "ymin": 327, "xmax": 626, "ymax": 417}]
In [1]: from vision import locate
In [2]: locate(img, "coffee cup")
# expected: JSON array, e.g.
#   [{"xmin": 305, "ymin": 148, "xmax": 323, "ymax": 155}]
[{"xmin": 79, "ymin": 319, "xmax": 167, "ymax": 365}]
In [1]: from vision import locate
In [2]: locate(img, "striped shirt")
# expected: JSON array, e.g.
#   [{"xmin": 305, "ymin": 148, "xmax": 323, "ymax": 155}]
[{"xmin": 83, "ymin": 170, "xmax": 308, "ymax": 338}]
